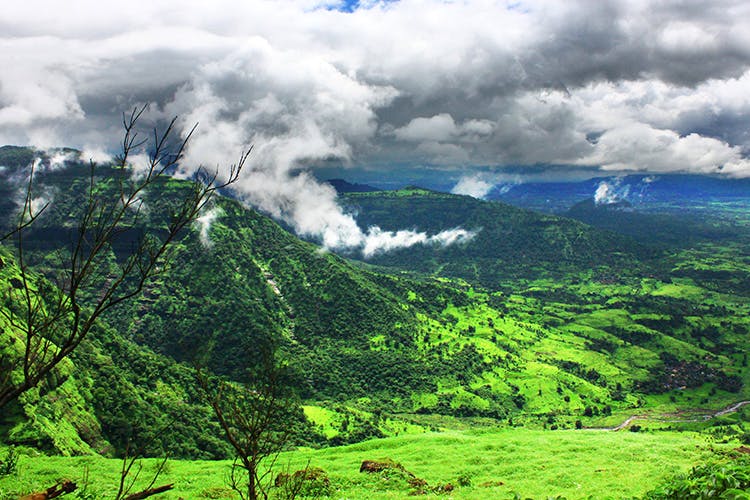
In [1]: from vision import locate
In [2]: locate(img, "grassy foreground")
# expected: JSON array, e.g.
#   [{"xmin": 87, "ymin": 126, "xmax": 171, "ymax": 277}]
[{"xmin": 0, "ymin": 428, "xmax": 737, "ymax": 499}]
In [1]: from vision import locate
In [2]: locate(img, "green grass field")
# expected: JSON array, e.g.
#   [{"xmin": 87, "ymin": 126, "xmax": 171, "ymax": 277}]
[{"xmin": 1, "ymin": 428, "xmax": 739, "ymax": 499}]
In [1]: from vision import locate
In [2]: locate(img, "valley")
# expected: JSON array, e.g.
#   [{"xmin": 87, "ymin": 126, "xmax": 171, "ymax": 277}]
[{"xmin": 1, "ymin": 147, "xmax": 750, "ymax": 499}]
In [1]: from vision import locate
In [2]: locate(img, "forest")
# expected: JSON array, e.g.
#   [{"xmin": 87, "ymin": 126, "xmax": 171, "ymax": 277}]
[{"xmin": 1, "ymin": 144, "xmax": 750, "ymax": 499}]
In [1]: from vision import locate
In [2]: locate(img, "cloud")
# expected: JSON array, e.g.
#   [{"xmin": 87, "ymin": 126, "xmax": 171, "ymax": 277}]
[
  {"xmin": 1, "ymin": 0, "xmax": 750, "ymax": 252},
  {"xmin": 428, "ymin": 228, "xmax": 477, "ymax": 247},
  {"xmin": 594, "ymin": 178, "xmax": 630, "ymax": 206},
  {"xmin": 361, "ymin": 226, "xmax": 477, "ymax": 258},
  {"xmin": 451, "ymin": 174, "xmax": 494, "ymax": 199},
  {"xmin": 394, "ymin": 114, "xmax": 457, "ymax": 142},
  {"xmin": 577, "ymin": 122, "xmax": 750, "ymax": 175},
  {"xmin": 195, "ymin": 207, "xmax": 223, "ymax": 248}
]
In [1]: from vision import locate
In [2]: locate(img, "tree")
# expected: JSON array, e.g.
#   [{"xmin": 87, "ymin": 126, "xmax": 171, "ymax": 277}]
[
  {"xmin": 0, "ymin": 105, "xmax": 247, "ymax": 409},
  {"xmin": 196, "ymin": 344, "xmax": 299, "ymax": 500}
]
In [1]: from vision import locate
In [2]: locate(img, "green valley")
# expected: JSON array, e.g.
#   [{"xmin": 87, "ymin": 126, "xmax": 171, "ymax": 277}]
[{"xmin": 2, "ymin": 148, "xmax": 750, "ymax": 499}]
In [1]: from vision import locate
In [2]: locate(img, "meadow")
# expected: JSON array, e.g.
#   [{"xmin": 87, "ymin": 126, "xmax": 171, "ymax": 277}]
[{"xmin": 0, "ymin": 427, "xmax": 741, "ymax": 499}]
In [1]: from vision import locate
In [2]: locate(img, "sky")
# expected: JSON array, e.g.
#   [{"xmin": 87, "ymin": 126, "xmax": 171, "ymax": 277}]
[{"xmin": 1, "ymin": 0, "xmax": 749, "ymax": 252}]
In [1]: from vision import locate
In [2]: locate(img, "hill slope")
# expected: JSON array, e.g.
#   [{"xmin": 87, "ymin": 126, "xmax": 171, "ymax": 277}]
[
  {"xmin": 2, "ymin": 149, "xmax": 750, "ymax": 460},
  {"xmin": 341, "ymin": 188, "xmax": 654, "ymax": 287}
]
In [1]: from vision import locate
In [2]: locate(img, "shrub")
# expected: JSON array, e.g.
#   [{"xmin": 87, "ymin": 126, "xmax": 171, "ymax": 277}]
[
  {"xmin": 643, "ymin": 458, "xmax": 750, "ymax": 499},
  {"xmin": 456, "ymin": 471, "xmax": 473, "ymax": 487},
  {"xmin": 0, "ymin": 447, "xmax": 18, "ymax": 477}
]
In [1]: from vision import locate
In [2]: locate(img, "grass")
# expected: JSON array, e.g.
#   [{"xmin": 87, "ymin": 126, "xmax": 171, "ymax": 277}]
[{"xmin": 0, "ymin": 428, "xmax": 738, "ymax": 499}]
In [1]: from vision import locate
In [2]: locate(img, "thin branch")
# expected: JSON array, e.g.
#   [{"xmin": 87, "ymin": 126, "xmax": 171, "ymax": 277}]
[{"xmin": 0, "ymin": 106, "xmax": 246, "ymax": 410}]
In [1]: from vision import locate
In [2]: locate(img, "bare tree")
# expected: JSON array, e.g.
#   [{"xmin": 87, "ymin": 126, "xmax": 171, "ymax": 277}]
[
  {"xmin": 0, "ymin": 105, "xmax": 248, "ymax": 409},
  {"xmin": 196, "ymin": 348, "xmax": 297, "ymax": 500},
  {"xmin": 113, "ymin": 443, "xmax": 172, "ymax": 500}
]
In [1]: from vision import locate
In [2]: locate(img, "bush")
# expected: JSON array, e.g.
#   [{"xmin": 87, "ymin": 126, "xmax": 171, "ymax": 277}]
[
  {"xmin": 456, "ymin": 471, "xmax": 473, "ymax": 487},
  {"xmin": 0, "ymin": 447, "xmax": 18, "ymax": 477},
  {"xmin": 275, "ymin": 466, "xmax": 332, "ymax": 498},
  {"xmin": 643, "ymin": 458, "xmax": 750, "ymax": 499}
]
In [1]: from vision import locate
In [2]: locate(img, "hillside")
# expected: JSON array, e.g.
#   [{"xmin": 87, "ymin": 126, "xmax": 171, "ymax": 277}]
[
  {"xmin": 565, "ymin": 198, "xmax": 749, "ymax": 249},
  {"xmin": 2, "ymin": 149, "xmax": 750, "ymax": 470},
  {"xmin": 341, "ymin": 187, "xmax": 655, "ymax": 287},
  {"xmin": 487, "ymin": 174, "xmax": 750, "ymax": 213}
]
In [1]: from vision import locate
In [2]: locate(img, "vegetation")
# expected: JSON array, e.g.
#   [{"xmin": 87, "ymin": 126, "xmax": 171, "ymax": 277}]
[
  {"xmin": 2, "ymin": 141, "xmax": 750, "ymax": 498},
  {"xmin": 196, "ymin": 347, "xmax": 302, "ymax": 500},
  {"xmin": 0, "ymin": 108, "xmax": 244, "ymax": 410},
  {"xmin": 644, "ymin": 456, "xmax": 750, "ymax": 499},
  {"xmin": 340, "ymin": 188, "xmax": 654, "ymax": 285},
  {"xmin": 0, "ymin": 428, "xmax": 743, "ymax": 499}
]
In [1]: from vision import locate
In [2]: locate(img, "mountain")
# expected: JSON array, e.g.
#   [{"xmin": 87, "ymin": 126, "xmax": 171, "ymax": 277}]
[
  {"xmin": 2, "ymin": 148, "xmax": 749, "ymax": 462},
  {"xmin": 325, "ymin": 178, "xmax": 381, "ymax": 193},
  {"xmin": 565, "ymin": 198, "xmax": 741, "ymax": 247},
  {"xmin": 340, "ymin": 187, "xmax": 655, "ymax": 287},
  {"xmin": 488, "ymin": 174, "xmax": 750, "ymax": 213}
]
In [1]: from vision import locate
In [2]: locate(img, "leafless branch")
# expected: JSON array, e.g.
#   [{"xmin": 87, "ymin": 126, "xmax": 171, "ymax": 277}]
[
  {"xmin": 0, "ymin": 106, "xmax": 247, "ymax": 409},
  {"xmin": 196, "ymin": 349, "xmax": 294, "ymax": 500}
]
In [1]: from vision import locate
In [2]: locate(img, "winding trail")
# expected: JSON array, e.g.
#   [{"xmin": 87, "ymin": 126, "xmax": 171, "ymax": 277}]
[{"xmin": 593, "ymin": 400, "xmax": 750, "ymax": 431}]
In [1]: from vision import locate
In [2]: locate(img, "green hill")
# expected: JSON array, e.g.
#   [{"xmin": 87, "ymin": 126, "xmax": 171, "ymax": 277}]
[
  {"xmin": 565, "ymin": 198, "xmax": 742, "ymax": 247},
  {"xmin": 2, "ymin": 148, "xmax": 750, "ymax": 469},
  {"xmin": 341, "ymin": 188, "xmax": 656, "ymax": 287}
]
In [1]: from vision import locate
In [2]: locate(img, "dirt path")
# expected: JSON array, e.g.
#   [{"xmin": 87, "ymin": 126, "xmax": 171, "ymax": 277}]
[{"xmin": 593, "ymin": 400, "xmax": 750, "ymax": 431}]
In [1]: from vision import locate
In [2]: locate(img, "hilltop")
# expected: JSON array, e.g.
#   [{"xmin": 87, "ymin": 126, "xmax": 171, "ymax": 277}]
[{"xmin": 340, "ymin": 187, "xmax": 655, "ymax": 286}]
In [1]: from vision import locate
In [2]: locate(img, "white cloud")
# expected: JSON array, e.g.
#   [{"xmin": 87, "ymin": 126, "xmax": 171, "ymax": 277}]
[
  {"xmin": 594, "ymin": 178, "xmax": 629, "ymax": 205},
  {"xmin": 394, "ymin": 114, "xmax": 457, "ymax": 142},
  {"xmin": 361, "ymin": 226, "xmax": 477, "ymax": 258},
  {"xmin": 195, "ymin": 207, "xmax": 223, "ymax": 248},
  {"xmin": 577, "ymin": 122, "xmax": 750, "ymax": 176},
  {"xmin": 80, "ymin": 147, "xmax": 112, "ymax": 164},
  {"xmin": 452, "ymin": 174, "xmax": 494, "ymax": 199},
  {"xmin": 1, "ymin": 0, "xmax": 750, "ymax": 249}
]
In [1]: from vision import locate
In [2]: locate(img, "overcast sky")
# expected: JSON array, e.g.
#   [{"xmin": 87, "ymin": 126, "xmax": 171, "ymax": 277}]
[
  {"xmin": 2, "ymin": 0, "xmax": 749, "ymax": 177},
  {"xmin": 2, "ymin": 0, "xmax": 750, "ymax": 250}
]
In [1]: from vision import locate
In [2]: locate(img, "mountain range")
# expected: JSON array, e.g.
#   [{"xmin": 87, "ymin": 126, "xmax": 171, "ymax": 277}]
[{"xmin": 1, "ymin": 146, "xmax": 749, "ymax": 465}]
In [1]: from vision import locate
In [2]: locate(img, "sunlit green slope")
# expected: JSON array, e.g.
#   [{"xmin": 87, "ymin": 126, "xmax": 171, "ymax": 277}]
[{"xmin": 2, "ymin": 148, "xmax": 750, "ymax": 461}]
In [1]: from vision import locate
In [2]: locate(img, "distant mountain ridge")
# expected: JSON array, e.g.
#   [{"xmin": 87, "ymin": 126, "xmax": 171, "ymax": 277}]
[
  {"xmin": 325, "ymin": 178, "xmax": 381, "ymax": 193},
  {"xmin": 340, "ymin": 187, "xmax": 653, "ymax": 286},
  {"xmin": 488, "ymin": 173, "xmax": 750, "ymax": 212}
]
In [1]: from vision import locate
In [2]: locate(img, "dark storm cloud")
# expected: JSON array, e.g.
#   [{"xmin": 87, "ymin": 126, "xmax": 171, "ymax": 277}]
[{"xmin": 1, "ymin": 0, "xmax": 749, "ymax": 247}]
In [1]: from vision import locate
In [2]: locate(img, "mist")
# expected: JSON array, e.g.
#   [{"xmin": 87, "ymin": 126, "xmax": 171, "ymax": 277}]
[{"xmin": 2, "ymin": 0, "xmax": 750, "ymax": 253}]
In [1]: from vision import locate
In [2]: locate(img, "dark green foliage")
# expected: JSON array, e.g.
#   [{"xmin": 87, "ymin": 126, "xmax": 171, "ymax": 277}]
[
  {"xmin": 554, "ymin": 360, "xmax": 607, "ymax": 388},
  {"xmin": 0, "ymin": 447, "xmax": 18, "ymax": 477},
  {"xmin": 341, "ymin": 189, "xmax": 653, "ymax": 286},
  {"xmin": 274, "ymin": 466, "xmax": 332, "ymax": 498},
  {"xmin": 0, "ymin": 145, "xmax": 36, "ymax": 169},
  {"xmin": 3, "ymin": 152, "xmax": 750, "ymax": 465},
  {"xmin": 455, "ymin": 471, "xmax": 473, "ymax": 487},
  {"xmin": 566, "ymin": 198, "xmax": 739, "ymax": 248},
  {"xmin": 75, "ymin": 327, "xmax": 234, "ymax": 458},
  {"xmin": 643, "ymin": 458, "xmax": 750, "ymax": 499},
  {"xmin": 1, "ymin": 159, "xmax": 514, "ymax": 455},
  {"xmin": 640, "ymin": 354, "xmax": 740, "ymax": 395}
]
